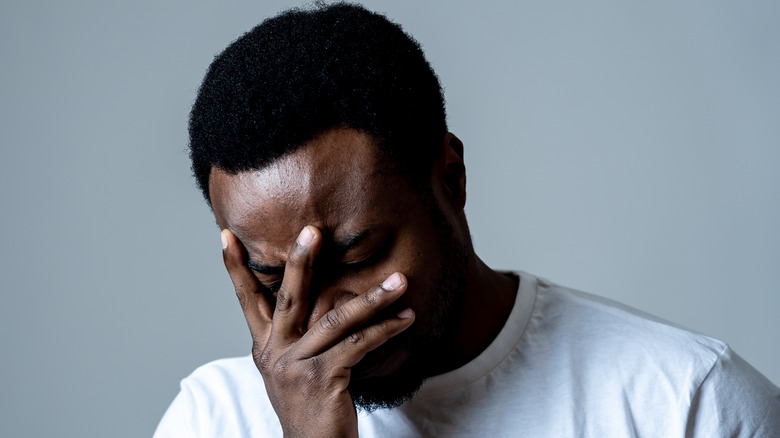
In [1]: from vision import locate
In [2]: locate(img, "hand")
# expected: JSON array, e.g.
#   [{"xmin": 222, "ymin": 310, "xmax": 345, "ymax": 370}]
[{"xmin": 221, "ymin": 226, "xmax": 415, "ymax": 438}]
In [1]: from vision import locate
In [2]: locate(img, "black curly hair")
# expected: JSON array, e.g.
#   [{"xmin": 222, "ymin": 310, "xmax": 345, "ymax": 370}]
[{"xmin": 189, "ymin": 2, "xmax": 448, "ymax": 203}]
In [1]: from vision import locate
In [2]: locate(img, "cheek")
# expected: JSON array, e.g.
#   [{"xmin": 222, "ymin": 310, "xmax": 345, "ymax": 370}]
[
  {"xmin": 313, "ymin": 226, "xmax": 437, "ymax": 306},
  {"xmin": 330, "ymin": 245, "xmax": 420, "ymax": 296},
  {"xmin": 334, "ymin": 263, "xmax": 396, "ymax": 296},
  {"xmin": 374, "ymin": 238, "xmax": 436, "ymax": 310},
  {"xmin": 386, "ymin": 230, "xmax": 432, "ymax": 282}
]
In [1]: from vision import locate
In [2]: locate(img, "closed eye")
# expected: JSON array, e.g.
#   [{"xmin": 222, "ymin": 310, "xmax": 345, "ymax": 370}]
[
  {"xmin": 247, "ymin": 261, "xmax": 284, "ymax": 294},
  {"xmin": 262, "ymin": 278, "xmax": 283, "ymax": 294},
  {"xmin": 248, "ymin": 269, "xmax": 283, "ymax": 295},
  {"xmin": 343, "ymin": 236, "xmax": 391, "ymax": 272}
]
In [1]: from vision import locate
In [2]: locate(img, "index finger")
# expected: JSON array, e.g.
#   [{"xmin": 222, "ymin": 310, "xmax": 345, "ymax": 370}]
[{"xmin": 221, "ymin": 229, "xmax": 273, "ymax": 338}]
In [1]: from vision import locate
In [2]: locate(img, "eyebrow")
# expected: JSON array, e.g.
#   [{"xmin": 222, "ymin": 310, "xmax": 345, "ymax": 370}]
[{"xmin": 246, "ymin": 229, "xmax": 374, "ymax": 275}]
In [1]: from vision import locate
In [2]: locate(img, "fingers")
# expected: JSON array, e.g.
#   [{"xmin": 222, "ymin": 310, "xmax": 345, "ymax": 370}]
[
  {"xmin": 221, "ymin": 229, "xmax": 273, "ymax": 336},
  {"xmin": 296, "ymin": 272, "xmax": 412, "ymax": 358},
  {"xmin": 223, "ymin": 226, "xmax": 414, "ymax": 377},
  {"xmin": 327, "ymin": 307, "xmax": 415, "ymax": 369},
  {"xmin": 268, "ymin": 226, "xmax": 322, "ymax": 344}
]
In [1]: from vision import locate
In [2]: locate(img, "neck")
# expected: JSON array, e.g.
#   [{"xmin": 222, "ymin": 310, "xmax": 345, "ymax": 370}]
[{"xmin": 430, "ymin": 252, "xmax": 519, "ymax": 376}]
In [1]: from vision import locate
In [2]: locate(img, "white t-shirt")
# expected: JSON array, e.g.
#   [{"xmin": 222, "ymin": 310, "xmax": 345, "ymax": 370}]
[{"xmin": 155, "ymin": 271, "xmax": 780, "ymax": 437}]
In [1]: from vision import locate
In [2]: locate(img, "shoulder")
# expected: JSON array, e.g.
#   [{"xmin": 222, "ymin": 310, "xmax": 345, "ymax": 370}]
[
  {"xmin": 530, "ymin": 274, "xmax": 727, "ymax": 366},
  {"xmin": 154, "ymin": 355, "xmax": 281, "ymax": 438},
  {"xmin": 518, "ymin": 272, "xmax": 780, "ymax": 436},
  {"xmin": 688, "ymin": 346, "xmax": 780, "ymax": 436},
  {"xmin": 180, "ymin": 354, "xmax": 272, "ymax": 414},
  {"xmin": 183, "ymin": 355, "xmax": 262, "ymax": 393}
]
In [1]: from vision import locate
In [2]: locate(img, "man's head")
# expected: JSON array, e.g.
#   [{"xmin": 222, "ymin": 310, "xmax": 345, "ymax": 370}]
[
  {"xmin": 209, "ymin": 127, "xmax": 469, "ymax": 410},
  {"xmin": 191, "ymin": 3, "xmax": 470, "ymax": 411},
  {"xmin": 189, "ymin": 2, "xmax": 447, "ymax": 203}
]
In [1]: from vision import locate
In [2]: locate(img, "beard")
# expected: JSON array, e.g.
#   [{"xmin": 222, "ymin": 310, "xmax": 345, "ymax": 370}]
[{"xmin": 347, "ymin": 201, "xmax": 469, "ymax": 412}]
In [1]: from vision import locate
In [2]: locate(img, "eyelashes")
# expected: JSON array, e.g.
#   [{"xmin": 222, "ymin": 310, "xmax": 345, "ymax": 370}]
[
  {"xmin": 344, "ymin": 248, "xmax": 384, "ymax": 273},
  {"xmin": 257, "ymin": 255, "xmax": 375, "ymax": 292},
  {"xmin": 261, "ymin": 278, "xmax": 282, "ymax": 294},
  {"xmin": 253, "ymin": 235, "xmax": 393, "ymax": 291}
]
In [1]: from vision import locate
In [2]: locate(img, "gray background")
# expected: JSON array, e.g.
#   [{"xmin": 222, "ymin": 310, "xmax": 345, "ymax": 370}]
[{"xmin": 1, "ymin": 0, "xmax": 777, "ymax": 436}]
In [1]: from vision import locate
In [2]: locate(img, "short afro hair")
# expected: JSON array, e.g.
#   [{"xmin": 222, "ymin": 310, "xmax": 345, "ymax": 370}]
[{"xmin": 189, "ymin": 2, "xmax": 448, "ymax": 203}]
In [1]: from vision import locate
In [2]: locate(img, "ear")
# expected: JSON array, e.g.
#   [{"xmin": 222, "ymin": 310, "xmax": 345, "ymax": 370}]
[{"xmin": 432, "ymin": 132, "xmax": 467, "ymax": 214}]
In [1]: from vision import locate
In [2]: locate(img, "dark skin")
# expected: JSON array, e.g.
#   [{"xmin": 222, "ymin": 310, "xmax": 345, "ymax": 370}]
[{"xmin": 210, "ymin": 127, "xmax": 517, "ymax": 437}]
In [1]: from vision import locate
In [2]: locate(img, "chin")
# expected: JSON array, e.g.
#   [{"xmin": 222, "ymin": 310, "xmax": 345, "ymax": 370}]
[
  {"xmin": 349, "ymin": 363, "xmax": 427, "ymax": 412},
  {"xmin": 348, "ymin": 337, "xmax": 426, "ymax": 412}
]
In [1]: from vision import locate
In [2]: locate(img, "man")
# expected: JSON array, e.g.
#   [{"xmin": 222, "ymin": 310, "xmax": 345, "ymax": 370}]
[{"xmin": 156, "ymin": 3, "xmax": 780, "ymax": 437}]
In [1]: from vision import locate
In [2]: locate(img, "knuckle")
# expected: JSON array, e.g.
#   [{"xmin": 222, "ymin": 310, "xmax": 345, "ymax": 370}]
[
  {"xmin": 322, "ymin": 311, "xmax": 340, "ymax": 331},
  {"xmin": 272, "ymin": 357, "xmax": 292, "ymax": 377},
  {"xmin": 235, "ymin": 290, "xmax": 247, "ymax": 308},
  {"xmin": 275, "ymin": 285, "xmax": 293, "ymax": 311},
  {"xmin": 286, "ymin": 252, "xmax": 304, "ymax": 268},
  {"xmin": 376, "ymin": 319, "xmax": 391, "ymax": 333},
  {"xmin": 320, "ymin": 307, "xmax": 346, "ymax": 332},
  {"xmin": 235, "ymin": 287, "xmax": 251, "ymax": 309},
  {"xmin": 362, "ymin": 287, "xmax": 383, "ymax": 306},
  {"xmin": 345, "ymin": 330, "xmax": 364, "ymax": 345},
  {"xmin": 253, "ymin": 343, "xmax": 272, "ymax": 370},
  {"xmin": 303, "ymin": 357, "xmax": 324, "ymax": 384}
]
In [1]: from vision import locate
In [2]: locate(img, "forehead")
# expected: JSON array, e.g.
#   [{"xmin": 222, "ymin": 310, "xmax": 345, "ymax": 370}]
[{"xmin": 209, "ymin": 128, "xmax": 402, "ymax": 260}]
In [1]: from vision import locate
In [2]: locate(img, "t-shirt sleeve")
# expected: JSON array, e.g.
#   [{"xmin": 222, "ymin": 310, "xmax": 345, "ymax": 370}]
[
  {"xmin": 153, "ymin": 379, "xmax": 199, "ymax": 438},
  {"xmin": 686, "ymin": 346, "xmax": 780, "ymax": 437}
]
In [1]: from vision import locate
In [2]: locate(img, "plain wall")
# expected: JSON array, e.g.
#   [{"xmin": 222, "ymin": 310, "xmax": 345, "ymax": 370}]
[{"xmin": 0, "ymin": 1, "xmax": 777, "ymax": 436}]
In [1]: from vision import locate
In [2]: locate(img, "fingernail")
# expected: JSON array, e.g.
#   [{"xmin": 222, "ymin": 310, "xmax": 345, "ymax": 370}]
[
  {"xmin": 221, "ymin": 230, "xmax": 228, "ymax": 249},
  {"xmin": 297, "ymin": 226, "xmax": 315, "ymax": 247},
  {"xmin": 397, "ymin": 308, "xmax": 414, "ymax": 319},
  {"xmin": 382, "ymin": 273, "xmax": 404, "ymax": 291}
]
